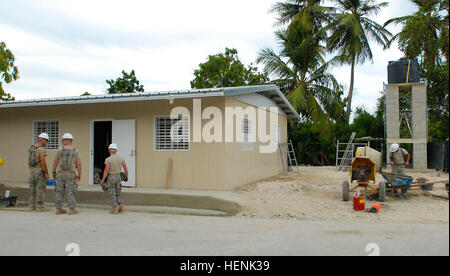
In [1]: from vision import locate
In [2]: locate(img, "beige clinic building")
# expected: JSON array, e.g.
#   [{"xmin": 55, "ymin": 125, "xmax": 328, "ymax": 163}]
[{"xmin": 0, "ymin": 85, "xmax": 300, "ymax": 190}]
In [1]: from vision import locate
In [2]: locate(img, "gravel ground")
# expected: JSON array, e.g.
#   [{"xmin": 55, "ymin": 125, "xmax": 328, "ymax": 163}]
[{"xmin": 234, "ymin": 167, "xmax": 449, "ymax": 224}]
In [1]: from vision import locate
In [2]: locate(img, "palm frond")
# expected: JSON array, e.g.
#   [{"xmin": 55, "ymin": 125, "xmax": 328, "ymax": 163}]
[
  {"xmin": 256, "ymin": 48, "xmax": 296, "ymax": 81},
  {"xmin": 384, "ymin": 15, "xmax": 411, "ymax": 27}
]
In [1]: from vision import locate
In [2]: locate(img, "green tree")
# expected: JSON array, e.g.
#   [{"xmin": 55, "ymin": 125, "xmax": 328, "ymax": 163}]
[
  {"xmin": 0, "ymin": 42, "xmax": 19, "ymax": 101},
  {"xmin": 288, "ymin": 121, "xmax": 336, "ymax": 166},
  {"xmin": 289, "ymin": 106, "xmax": 385, "ymax": 166},
  {"xmin": 351, "ymin": 106, "xmax": 384, "ymax": 138},
  {"xmin": 425, "ymin": 64, "xmax": 449, "ymax": 142},
  {"xmin": 190, "ymin": 48, "xmax": 269, "ymax": 89},
  {"xmin": 326, "ymin": 0, "xmax": 392, "ymax": 121},
  {"xmin": 106, "ymin": 70, "xmax": 144, "ymax": 94},
  {"xmin": 385, "ymin": 0, "xmax": 449, "ymax": 142},
  {"xmin": 258, "ymin": 26, "xmax": 345, "ymax": 138},
  {"xmin": 271, "ymin": 0, "xmax": 335, "ymax": 30},
  {"xmin": 385, "ymin": 0, "xmax": 448, "ymax": 68}
]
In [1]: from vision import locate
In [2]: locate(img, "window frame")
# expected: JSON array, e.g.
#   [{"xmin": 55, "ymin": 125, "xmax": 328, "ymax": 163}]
[
  {"xmin": 240, "ymin": 118, "xmax": 254, "ymax": 151},
  {"xmin": 32, "ymin": 120, "xmax": 60, "ymax": 151},
  {"xmin": 153, "ymin": 115, "xmax": 191, "ymax": 152}
]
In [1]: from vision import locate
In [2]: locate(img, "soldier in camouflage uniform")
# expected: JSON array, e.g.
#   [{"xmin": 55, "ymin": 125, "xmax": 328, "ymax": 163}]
[
  {"xmin": 52, "ymin": 133, "xmax": 82, "ymax": 215},
  {"xmin": 28, "ymin": 133, "xmax": 50, "ymax": 212},
  {"xmin": 100, "ymin": 144, "xmax": 128, "ymax": 214}
]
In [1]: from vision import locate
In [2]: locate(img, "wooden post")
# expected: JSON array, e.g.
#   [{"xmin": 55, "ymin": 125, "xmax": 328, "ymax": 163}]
[
  {"xmin": 165, "ymin": 159, "xmax": 173, "ymax": 189},
  {"xmin": 336, "ymin": 140, "xmax": 339, "ymax": 171},
  {"xmin": 0, "ymin": 183, "xmax": 6, "ymax": 198}
]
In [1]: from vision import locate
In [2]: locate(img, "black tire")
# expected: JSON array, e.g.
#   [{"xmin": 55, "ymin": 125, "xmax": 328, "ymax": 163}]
[
  {"xmin": 343, "ymin": 181, "xmax": 350, "ymax": 202},
  {"xmin": 379, "ymin": 181, "xmax": 386, "ymax": 202}
]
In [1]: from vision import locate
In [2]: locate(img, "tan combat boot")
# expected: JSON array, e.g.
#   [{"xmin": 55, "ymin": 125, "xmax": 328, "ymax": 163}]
[
  {"xmin": 36, "ymin": 206, "xmax": 50, "ymax": 212},
  {"xmin": 68, "ymin": 208, "xmax": 79, "ymax": 215},
  {"xmin": 110, "ymin": 207, "xmax": 119, "ymax": 214},
  {"xmin": 118, "ymin": 203, "xmax": 124, "ymax": 213},
  {"xmin": 56, "ymin": 207, "xmax": 67, "ymax": 215}
]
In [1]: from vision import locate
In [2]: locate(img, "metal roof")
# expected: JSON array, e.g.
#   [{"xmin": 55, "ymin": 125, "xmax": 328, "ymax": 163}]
[{"xmin": 0, "ymin": 84, "xmax": 301, "ymax": 121}]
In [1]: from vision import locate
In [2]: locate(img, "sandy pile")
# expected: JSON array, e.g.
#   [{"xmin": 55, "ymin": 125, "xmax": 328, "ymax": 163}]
[{"xmin": 234, "ymin": 167, "xmax": 449, "ymax": 224}]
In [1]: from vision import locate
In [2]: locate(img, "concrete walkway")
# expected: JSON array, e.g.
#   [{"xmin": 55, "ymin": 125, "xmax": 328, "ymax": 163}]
[{"xmin": 2, "ymin": 181, "xmax": 243, "ymax": 216}]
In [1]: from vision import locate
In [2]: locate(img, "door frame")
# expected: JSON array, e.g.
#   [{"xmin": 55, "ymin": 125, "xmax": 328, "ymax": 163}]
[{"xmin": 89, "ymin": 119, "xmax": 113, "ymax": 186}]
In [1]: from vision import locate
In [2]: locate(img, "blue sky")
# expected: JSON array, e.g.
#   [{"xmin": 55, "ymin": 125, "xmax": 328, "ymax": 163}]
[{"xmin": 1, "ymin": 0, "xmax": 416, "ymax": 114}]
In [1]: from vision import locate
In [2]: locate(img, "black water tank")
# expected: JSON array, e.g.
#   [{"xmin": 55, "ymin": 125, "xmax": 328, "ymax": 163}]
[{"xmin": 388, "ymin": 58, "xmax": 420, "ymax": 84}]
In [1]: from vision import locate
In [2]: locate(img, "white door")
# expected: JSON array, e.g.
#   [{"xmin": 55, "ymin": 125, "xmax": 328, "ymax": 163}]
[{"xmin": 112, "ymin": 119, "xmax": 136, "ymax": 188}]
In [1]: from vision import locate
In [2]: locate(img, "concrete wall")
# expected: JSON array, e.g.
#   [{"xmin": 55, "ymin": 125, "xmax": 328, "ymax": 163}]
[
  {"xmin": 386, "ymin": 84, "xmax": 400, "ymax": 140},
  {"xmin": 385, "ymin": 83, "xmax": 428, "ymax": 170},
  {"xmin": 0, "ymin": 96, "xmax": 288, "ymax": 190},
  {"xmin": 412, "ymin": 83, "xmax": 428, "ymax": 140},
  {"xmin": 224, "ymin": 97, "xmax": 287, "ymax": 189}
]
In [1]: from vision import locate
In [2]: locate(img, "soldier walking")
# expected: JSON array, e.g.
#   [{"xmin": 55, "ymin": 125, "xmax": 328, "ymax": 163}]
[
  {"xmin": 52, "ymin": 133, "xmax": 82, "ymax": 215},
  {"xmin": 100, "ymin": 144, "xmax": 128, "ymax": 214},
  {"xmin": 28, "ymin": 133, "xmax": 50, "ymax": 212}
]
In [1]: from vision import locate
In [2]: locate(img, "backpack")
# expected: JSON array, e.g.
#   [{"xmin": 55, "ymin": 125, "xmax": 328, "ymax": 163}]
[
  {"xmin": 28, "ymin": 145, "xmax": 40, "ymax": 167},
  {"xmin": 59, "ymin": 147, "xmax": 76, "ymax": 171}
]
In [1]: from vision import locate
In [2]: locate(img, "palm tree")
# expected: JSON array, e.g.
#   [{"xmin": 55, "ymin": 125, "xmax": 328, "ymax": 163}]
[
  {"xmin": 257, "ymin": 27, "xmax": 345, "ymax": 138},
  {"xmin": 326, "ymin": 0, "xmax": 392, "ymax": 121},
  {"xmin": 384, "ymin": 0, "xmax": 448, "ymax": 68},
  {"xmin": 271, "ymin": 0, "xmax": 335, "ymax": 36}
]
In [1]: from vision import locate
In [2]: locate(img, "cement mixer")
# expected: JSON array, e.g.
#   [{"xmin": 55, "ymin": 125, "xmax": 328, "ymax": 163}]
[{"xmin": 342, "ymin": 147, "xmax": 386, "ymax": 202}]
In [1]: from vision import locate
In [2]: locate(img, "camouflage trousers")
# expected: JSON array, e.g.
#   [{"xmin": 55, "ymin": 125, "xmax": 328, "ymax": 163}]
[
  {"xmin": 107, "ymin": 174, "xmax": 123, "ymax": 208},
  {"xmin": 29, "ymin": 171, "xmax": 46, "ymax": 208},
  {"xmin": 392, "ymin": 165, "xmax": 406, "ymax": 176},
  {"xmin": 55, "ymin": 173, "xmax": 78, "ymax": 208}
]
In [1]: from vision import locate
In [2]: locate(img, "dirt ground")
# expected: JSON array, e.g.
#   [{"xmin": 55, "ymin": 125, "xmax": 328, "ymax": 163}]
[{"xmin": 234, "ymin": 167, "xmax": 449, "ymax": 224}]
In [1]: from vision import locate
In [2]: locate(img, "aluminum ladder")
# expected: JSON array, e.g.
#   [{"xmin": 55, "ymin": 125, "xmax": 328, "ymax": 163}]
[
  {"xmin": 287, "ymin": 140, "xmax": 299, "ymax": 172},
  {"xmin": 279, "ymin": 140, "xmax": 299, "ymax": 173},
  {"xmin": 338, "ymin": 132, "xmax": 356, "ymax": 171}
]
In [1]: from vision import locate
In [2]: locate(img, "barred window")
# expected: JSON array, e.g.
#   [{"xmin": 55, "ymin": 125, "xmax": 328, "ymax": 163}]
[
  {"xmin": 154, "ymin": 116, "xmax": 190, "ymax": 151},
  {"xmin": 241, "ymin": 118, "xmax": 254, "ymax": 151},
  {"xmin": 33, "ymin": 120, "xmax": 60, "ymax": 150}
]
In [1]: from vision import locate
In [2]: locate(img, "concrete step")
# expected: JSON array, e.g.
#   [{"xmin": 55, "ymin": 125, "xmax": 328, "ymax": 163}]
[
  {"xmin": 3, "ymin": 185, "xmax": 241, "ymax": 217},
  {"xmin": 1, "ymin": 203, "xmax": 229, "ymax": 217}
]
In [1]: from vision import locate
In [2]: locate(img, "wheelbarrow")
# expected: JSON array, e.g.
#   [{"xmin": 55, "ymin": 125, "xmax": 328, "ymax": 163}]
[
  {"xmin": 380, "ymin": 172, "xmax": 449, "ymax": 199},
  {"xmin": 380, "ymin": 172, "xmax": 413, "ymax": 198}
]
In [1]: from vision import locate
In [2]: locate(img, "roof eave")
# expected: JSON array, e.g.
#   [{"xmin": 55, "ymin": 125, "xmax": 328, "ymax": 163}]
[
  {"xmin": 223, "ymin": 84, "xmax": 301, "ymax": 122},
  {"xmin": 0, "ymin": 84, "xmax": 301, "ymax": 122}
]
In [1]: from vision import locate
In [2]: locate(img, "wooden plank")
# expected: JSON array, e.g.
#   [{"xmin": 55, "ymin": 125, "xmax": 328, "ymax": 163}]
[
  {"xmin": 164, "ymin": 159, "xmax": 173, "ymax": 189},
  {"xmin": 0, "ymin": 183, "xmax": 6, "ymax": 198}
]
